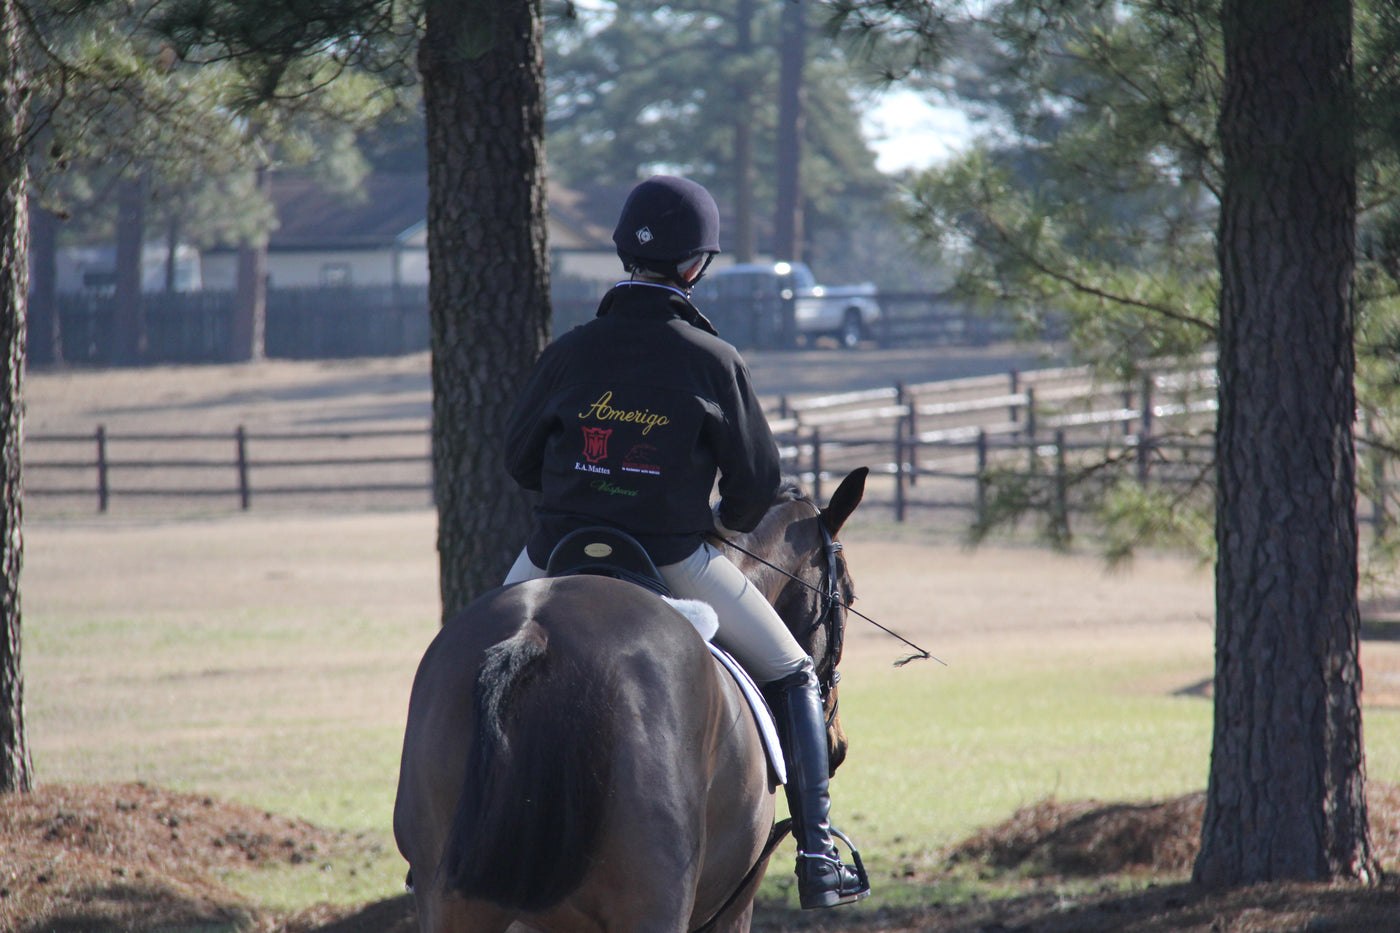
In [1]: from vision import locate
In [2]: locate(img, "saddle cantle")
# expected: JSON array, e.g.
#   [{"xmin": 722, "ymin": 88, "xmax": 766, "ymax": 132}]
[{"xmin": 544, "ymin": 526, "xmax": 672, "ymax": 597}]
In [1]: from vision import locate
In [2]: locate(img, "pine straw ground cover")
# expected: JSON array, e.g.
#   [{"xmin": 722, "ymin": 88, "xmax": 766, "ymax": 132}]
[{"xmin": 7, "ymin": 783, "xmax": 1400, "ymax": 933}]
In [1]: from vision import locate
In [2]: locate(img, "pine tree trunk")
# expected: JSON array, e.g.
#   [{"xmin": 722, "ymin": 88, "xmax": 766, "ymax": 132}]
[
  {"xmin": 0, "ymin": 0, "xmax": 32, "ymax": 795},
  {"xmin": 774, "ymin": 0, "xmax": 805, "ymax": 265},
  {"xmin": 420, "ymin": 0, "xmax": 549, "ymax": 620},
  {"xmin": 113, "ymin": 174, "xmax": 146, "ymax": 365},
  {"xmin": 1195, "ymin": 0, "xmax": 1372, "ymax": 886},
  {"xmin": 732, "ymin": 0, "xmax": 757, "ymax": 263},
  {"xmin": 230, "ymin": 166, "xmax": 269, "ymax": 362}
]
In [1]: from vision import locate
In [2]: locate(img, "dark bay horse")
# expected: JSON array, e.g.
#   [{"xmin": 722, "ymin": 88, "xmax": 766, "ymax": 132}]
[{"xmin": 392, "ymin": 468, "xmax": 867, "ymax": 933}]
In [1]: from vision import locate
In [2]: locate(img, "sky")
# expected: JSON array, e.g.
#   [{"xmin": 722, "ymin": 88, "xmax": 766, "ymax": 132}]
[{"xmin": 863, "ymin": 88, "xmax": 974, "ymax": 174}]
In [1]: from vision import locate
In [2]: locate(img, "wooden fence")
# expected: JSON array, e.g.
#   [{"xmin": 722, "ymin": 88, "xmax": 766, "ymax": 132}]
[
  {"xmin": 24, "ymin": 358, "xmax": 1247, "ymax": 524},
  {"xmin": 26, "ymin": 425, "xmax": 434, "ymax": 514},
  {"xmin": 765, "ymin": 359, "xmax": 1221, "ymax": 525}
]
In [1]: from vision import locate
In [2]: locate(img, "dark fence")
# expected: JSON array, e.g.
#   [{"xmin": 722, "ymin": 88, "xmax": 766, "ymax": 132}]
[
  {"xmin": 33, "ymin": 286, "xmax": 1022, "ymax": 366},
  {"xmin": 265, "ymin": 286, "xmax": 431, "ymax": 359},
  {"xmin": 45, "ymin": 290, "xmax": 234, "ymax": 364},
  {"xmin": 36, "ymin": 286, "xmax": 434, "ymax": 366},
  {"xmin": 871, "ymin": 292, "xmax": 1019, "ymax": 347}
]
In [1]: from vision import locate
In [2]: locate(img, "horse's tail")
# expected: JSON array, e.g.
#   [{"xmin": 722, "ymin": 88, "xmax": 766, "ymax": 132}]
[{"xmin": 442, "ymin": 619, "xmax": 614, "ymax": 911}]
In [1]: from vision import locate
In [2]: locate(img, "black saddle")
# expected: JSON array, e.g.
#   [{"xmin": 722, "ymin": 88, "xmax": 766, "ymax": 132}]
[{"xmin": 544, "ymin": 527, "xmax": 672, "ymax": 598}]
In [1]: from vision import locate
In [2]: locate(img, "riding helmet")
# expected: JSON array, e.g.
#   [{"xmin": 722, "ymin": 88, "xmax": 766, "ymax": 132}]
[{"xmin": 613, "ymin": 175, "xmax": 721, "ymax": 281}]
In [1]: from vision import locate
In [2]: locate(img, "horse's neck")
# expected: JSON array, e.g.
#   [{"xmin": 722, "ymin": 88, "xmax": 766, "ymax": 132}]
[{"xmin": 735, "ymin": 504, "xmax": 816, "ymax": 601}]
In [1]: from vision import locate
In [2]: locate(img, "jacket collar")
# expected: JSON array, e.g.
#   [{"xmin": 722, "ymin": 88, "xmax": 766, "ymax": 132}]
[{"xmin": 595, "ymin": 281, "xmax": 720, "ymax": 337}]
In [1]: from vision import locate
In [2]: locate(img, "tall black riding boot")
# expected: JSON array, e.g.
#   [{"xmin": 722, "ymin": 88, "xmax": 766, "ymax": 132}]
[{"xmin": 765, "ymin": 668, "xmax": 871, "ymax": 909}]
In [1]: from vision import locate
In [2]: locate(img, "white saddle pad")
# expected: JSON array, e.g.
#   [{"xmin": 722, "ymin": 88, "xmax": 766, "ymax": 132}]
[{"xmin": 665, "ymin": 597, "xmax": 787, "ymax": 785}]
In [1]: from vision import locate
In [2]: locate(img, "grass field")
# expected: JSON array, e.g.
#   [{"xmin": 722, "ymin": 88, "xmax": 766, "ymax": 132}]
[
  {"xmin": 15, "ymin": 505, "xmax": 1264, "ymax": 911},
  {"xmin": 23, "ymin": 503, "xmax": 1400, "ymax": 919},
  {"xmin": 20, "ymin": 357, "xmax": 1400, "ymax": 925}
]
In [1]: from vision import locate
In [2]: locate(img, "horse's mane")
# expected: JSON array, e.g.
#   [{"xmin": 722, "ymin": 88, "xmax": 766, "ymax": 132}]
[
  {"xmin": 756, "ymin": 477, "xmax": 809, "ymax": 539},
  {"xmin": 710, "ymin": 478, "xmax": 808, "ymax": 554}
]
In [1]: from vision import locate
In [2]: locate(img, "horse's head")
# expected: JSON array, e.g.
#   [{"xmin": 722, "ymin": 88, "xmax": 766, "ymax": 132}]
[{"xmin": 720, "ymin": 467, "xmax": 867, "ymax": 775}]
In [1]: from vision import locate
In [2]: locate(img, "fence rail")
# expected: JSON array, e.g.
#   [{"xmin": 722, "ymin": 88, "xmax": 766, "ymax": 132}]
[
  {"xmin": 30, "ymin": 356, "xmax": 1345, "ymax": 532},
  {"xmin": 27, "ymin": 424, "xmax": 434, "ymax": 513}
]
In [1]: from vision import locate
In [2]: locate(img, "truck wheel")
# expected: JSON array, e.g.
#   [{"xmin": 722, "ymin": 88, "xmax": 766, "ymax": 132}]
[{"xmin": 839, "ymin": 309, "xmax": 863, "ymax": 349}]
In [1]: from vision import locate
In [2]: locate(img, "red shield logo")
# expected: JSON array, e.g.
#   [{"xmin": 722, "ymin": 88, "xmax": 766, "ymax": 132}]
[{"xmin": 580, "ymin": 427, "xmax": 612, "ymax": 464}]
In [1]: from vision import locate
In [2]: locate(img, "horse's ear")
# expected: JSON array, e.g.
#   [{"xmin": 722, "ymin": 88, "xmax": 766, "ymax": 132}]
[{"xmin": 821, "ymin": 467, "xmax": 868, "ymax": 537}]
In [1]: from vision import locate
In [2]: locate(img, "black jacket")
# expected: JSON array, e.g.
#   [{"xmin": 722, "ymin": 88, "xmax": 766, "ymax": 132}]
[{"xmin": 504, "ymin": 281, "xmax": 782, "ymax": 567}]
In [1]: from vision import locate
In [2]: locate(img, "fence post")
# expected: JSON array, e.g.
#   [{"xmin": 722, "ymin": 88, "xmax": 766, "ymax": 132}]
[
  {"xmin": 95, "ymin": 425, "xmax": 109, "ymax": 513},
  {"xmin": 810, "ymin": 427, "xmax": 822, "ymax": 503},
  {"xmin": 1053, "ymin": 429, "xmax": 1070, "ymax": 545},
  {"xmin": 976, "ymin": 429, "xmax": 988, "ymax": 527},
  {"xmin": 899, "ymin": 381, "xmax": 918, "ymax": 488},
  {"xmin": 1009, "ymin": 369, "xmax": 1020, "ymax": 423},
  {"xmin": 236, "ymin": 425, "xmax": 251, "ymax": 510},
  {"xmin": 1025, "ymin": 386, "xmax": 1038, "ymax": 475},
  {"xmin": 893, "ymin": 411, "xmax": 906, "ymax": 523},
  {"xmin": 1137, "ymin": 373, "xmax": 1154, "ymax": 485}
]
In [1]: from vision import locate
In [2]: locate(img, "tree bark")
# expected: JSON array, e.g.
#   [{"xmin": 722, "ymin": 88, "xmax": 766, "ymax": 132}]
[
  {"xmin": 732, "ymin": 0, "xmax": 757, "ymax": 263},
  {"xmin": 230, "ymin": 165, "xmax": 269, "ymax": 362},
  {"xmin": 775, "ymin": 0, "xmax": 806, "ymax": 348},
  {"xmin": 420, "ymin": 0, "xmax": 549, "ymax": 620},
  {"xmin": 1195, "ymin": 0, "xmax": 1373, "ymax": 886},
  {"xmin": 774, "ymin": 0, "xmax": 805, "ymax": 264},
  {"xmin": 0, "ymin": 0, "xmax": 32, "ymax": 795},
  {"xmin": 113, "ymin": 173, "xmax": 146, "ymax": 365}
]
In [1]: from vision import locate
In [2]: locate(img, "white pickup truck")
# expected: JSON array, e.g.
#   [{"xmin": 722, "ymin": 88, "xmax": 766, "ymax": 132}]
[{"xmin": 694, "ymin": 261, "xmax": 882, "ymax": 349}]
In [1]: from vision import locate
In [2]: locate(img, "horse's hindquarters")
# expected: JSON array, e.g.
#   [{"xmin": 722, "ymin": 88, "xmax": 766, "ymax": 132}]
[{"xmin": 394, "ymin": 577, "xmax": 775, "ymax": 933}]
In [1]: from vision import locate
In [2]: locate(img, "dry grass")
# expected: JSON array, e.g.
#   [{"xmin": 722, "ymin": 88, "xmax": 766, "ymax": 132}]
[
  {"xmin": 16, "ymin": 353, "xmax": 1400, "ymax": 932},
  {"xmin": 8, "ymin": 783, "xmax": 1400, "ymax": 933}
]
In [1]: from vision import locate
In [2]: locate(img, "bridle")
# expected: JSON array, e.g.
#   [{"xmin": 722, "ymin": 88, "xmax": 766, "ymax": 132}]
[
  {"xmin": 717, "ymin": 498, "xmax": 850, "ymax": 725},
  {"xmin": 807, "ymin": 517, "xmax": 847, "ymax": 727}
]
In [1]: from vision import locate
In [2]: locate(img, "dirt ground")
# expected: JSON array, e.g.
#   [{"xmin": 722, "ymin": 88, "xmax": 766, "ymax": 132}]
[
  {"xmin": 11, "ymin": 352, "xmax": 1400, "ymax": 932},
  {"xmin": 10, "ymin": 780, "xmax": 1400, "ymax": 933}
]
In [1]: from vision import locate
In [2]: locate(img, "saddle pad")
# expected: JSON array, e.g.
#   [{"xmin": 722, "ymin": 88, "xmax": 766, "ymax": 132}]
[
  {"xmin": 707, "ymin": 643, "xmax": 787, "ymax": 785},
  {"xmin": 663, "ymin": 597, "xmax": 786, "ymax": 784}
]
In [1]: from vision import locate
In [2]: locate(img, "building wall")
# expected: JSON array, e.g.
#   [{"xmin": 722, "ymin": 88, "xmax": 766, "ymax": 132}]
[{"xmin": 202, "ymin": 247, "xmax": 428, "ymax": 290}]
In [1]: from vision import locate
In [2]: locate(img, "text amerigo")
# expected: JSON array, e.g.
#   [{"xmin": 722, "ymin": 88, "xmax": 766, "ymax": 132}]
[{"xmin": 579, "ymin": 391, "xmax": 671, "ymax": 435}]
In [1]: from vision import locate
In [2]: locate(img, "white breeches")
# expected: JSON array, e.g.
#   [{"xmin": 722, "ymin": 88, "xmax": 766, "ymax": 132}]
[{"xmin": 504, "ymin": 542, "xmax": 810, "ymax": 684}]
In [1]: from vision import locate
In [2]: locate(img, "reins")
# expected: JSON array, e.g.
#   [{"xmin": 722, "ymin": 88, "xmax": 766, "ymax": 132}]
[
  {"xmin": 714, "ymin": 518, "xmax": 945, "ymax": 669},
  {"xmin": 692, "ymin": 498, "xmax": 936, "ymax": 933}
]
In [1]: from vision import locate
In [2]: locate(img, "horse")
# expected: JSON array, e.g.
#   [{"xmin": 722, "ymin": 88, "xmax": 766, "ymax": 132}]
[{"xmin": 392, "ymin": 467, "xmax": 868, "ymax": 933}]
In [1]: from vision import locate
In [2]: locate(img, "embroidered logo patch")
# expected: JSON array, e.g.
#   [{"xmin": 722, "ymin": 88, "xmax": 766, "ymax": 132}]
[
  {"xmin": 635, "ymin": 226, "xmax": 653, "ymax": 245},
  {"xmin": 574, "ymin": 425, "xmax": 613, "ymax": 476},
  {"xmin": 621, "ymin": 443, "xmax": 661, "ymax": 476}
]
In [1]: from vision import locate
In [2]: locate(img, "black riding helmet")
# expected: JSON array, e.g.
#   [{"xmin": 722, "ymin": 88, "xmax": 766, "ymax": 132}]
[{"xmin": 613, "ymin": 175, "xmax": 721, "ymax": 286}]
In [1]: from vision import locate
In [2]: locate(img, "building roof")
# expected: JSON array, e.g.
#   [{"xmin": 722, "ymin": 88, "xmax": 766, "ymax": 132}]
[
  {"xmin": 270, "ymin": 174, "xmax": 427, "ymax": 250},
  {"xmin": 266, "ymin": 172, "xmax": 615, "ymax": 253}
]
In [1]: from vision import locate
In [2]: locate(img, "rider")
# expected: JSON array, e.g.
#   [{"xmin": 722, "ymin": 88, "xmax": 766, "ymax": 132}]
[{"xmin": 501, "ymin": 175, "xmax": 870, "ymax": 910}]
